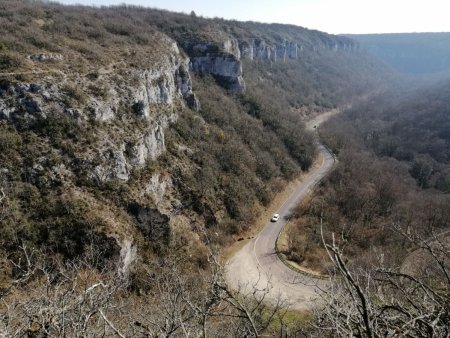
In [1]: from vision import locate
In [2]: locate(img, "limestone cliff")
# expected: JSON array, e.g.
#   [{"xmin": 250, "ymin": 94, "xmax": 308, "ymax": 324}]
[
  {"xmin": 0, "ymin": 5, "xmax": 396, "ymax": 326},
  {"xmin": 239, "ymin": 37, "xmax": 357, "ymax": 62},
  {"xmin": 183, "ymin": 39, "xmax": 245, "ymax": 93},
  {"xmin": 0, "ymin": 37, "xmax": 198, "ymax": 183},
  {"xmin": 178, "ymin": 34, "xmax": 358, "ymax": 93}
]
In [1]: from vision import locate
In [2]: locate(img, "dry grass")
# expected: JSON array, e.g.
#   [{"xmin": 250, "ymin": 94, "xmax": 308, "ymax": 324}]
[{"xmin": 278, "ymin": 223, "xmax": 331, "ymax": 277}]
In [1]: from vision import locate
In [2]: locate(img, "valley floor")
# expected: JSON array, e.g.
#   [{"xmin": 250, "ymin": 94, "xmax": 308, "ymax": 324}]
[{"xmin": 225, "ymin": 112, "xmax": 336, "ymax": 310}]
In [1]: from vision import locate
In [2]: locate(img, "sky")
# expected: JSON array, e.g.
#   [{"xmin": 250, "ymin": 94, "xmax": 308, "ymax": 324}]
[{"xmin": 57, "ymin": 0, "xmax": 450, "ymax": 34}]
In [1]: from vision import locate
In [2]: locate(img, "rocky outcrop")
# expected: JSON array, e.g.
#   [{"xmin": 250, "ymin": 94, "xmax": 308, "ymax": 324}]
[
  {"xmin": 238, "ymin": 41, "xmax": 254, "ymax": 60},
  {"xmin": 239, "ymin": 39, "xmax": 299, "ymax": 62},
  {"xmin": 253, "ymin": 39, "xmax": 273, "ymax": 61},
  {"xmin": 28, "ymin": 53, "xmax": 64, "ymax": 62},
  {"xmin": 144, "ymin": 173, "xmax": 173, "ymax": 205},
  {"xmin": 0, "ymin": 83, "xmax": 45, "ymax": 120},
  {"xmin": 239, "ymin": 37, "xmax": 358, "ymax": 62},
  {"xmin": 1, "ymin": 40, "xmax": 198, "ymax": 123},
  {"xmin": 183, "ymin": 39, "xmax": 245, "ymax": 93},
  {"xmin": 128, "ymin": 112, "xmax": 177, "ymax": 166},
  {"xmin": 119, "ymin": 239, "xmax": 137, "ymax": 277},
  {"xmin": 93, "ymin": 145, "xmax": 130, "ymax": 182},
  {"xmin": 319, "ymin": 36, "xmax": 359, "ymax": 52},
  {"xmin": 0, "ymin": 35, "xmax": 201, "ymax": 184},
  {"xmin": 190, "ymin": 54, "xmax": 245, "ymax": 92},
  {"xmin": 87, "ymin": 112, "xmax": 176, "ymax": 182},
  {"xmin": 132, "ymin": 55, "xmax": 199, "ymax": 118},
  {"xmin": 177, "ymin": 34, "xmax": 357, "ymax": 92},
  {"xmin": 277, "ymin": 41, "xmax": 299, "ymax": 60},
  {"xmin": 128, "ymin": 203, "xmax": 170, "ymax": 244},
  {"xmin": 88, "ymin": 88, "xmax": 120, "ymax": 121}
]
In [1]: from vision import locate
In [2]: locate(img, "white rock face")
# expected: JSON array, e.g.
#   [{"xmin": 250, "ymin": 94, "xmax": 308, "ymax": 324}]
[
  {"xmin": 1, "ymin": 38, "xmax": 198, "ymax": 123},
  {"xmin": 222, "ymin": 39, "xmax": 241, "ymax": 59},
  {"xmin": 183, "ymin": 34, "xmax": 358, "ymax": 93},
  {"xmin": 133, "ymin": 126, "xmax": 165, "ymax": 164},
  {"xmin": 88, "ymin": 110, "xmax": 177, "ymax": 182},
  {"xmin": 144, "ymin": 173, "xmax": 173, "ymax": 205},
  {"xmin": 286, "ymin": 42, "xmax": 299, "ymax": 59},
  {"xmin": 119, "ymin": 239, "xmax": 137, "ymax": 277},
  {"xmin": 0, "ymin": 102, "xmax": 14, "ymax": 119},
  {"xmin": 238, "ymin": 36, "xmax": 357, "ymax": 62},
  {"xmin": 190, "ymin": 54, "xmax": 242, "ymax": 78},
  {"xmin": 0, "ymin": 34, "xmax": 201, "ymax": 183},
  {"xmin": 129, "ymin": 112, "xmax": 177, "ymax": 166},
  {"xmin": 88, "ymin": 88, "xmax": 120, "ymax": 121},
  {"xmin": 184, "ymin": 39, "xmax": 246, "ymax": 93},
  {"xmin": 93, "ymin": 144, "xmax": 130, "ymax": 182},
  {"xmin": 240, "ymin": 39, "xmax": 299, "ymax": 62},
  {"xmin": 275, "ymin": 44, "xmax": 287, "ymax": 62},
  {"xmin": 239, "ymin": 41, "xmax": 254, "ymax": 60},
  {"xmin": 253, "ymin": 39, "xmax": 273, "ymax": 60},
  {"xmin": 28, "ymin": 53, "xmax": 64, "ymax": 62},
  {"xmin": 189, "ymin": 52, "xmax": 246, "ymax": 92},
  {"xmin": 133, "ymin": 55, "xmax": 199, "ymax": 119}
]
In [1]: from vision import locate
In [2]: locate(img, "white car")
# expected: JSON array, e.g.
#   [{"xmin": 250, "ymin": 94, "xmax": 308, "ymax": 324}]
[{"xmin": 271, "ymin": 213, "xmax": 280, "ymax": 222}]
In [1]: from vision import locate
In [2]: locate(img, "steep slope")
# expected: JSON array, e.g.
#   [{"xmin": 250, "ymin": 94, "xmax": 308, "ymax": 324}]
[
  {"xmin": 285, "ymin": 81, "xmax": 450, "ymax": 274},
  {"xmin": 0, "ymin": 1, "xmax": 397, "ymax": 335},
  {"xmin": 284, "ymin": 73, "xmax": 450, "ymax": 338},
  {"xmin": 0, "ymin": 0, "xmax": 394, "ymax": 261}
]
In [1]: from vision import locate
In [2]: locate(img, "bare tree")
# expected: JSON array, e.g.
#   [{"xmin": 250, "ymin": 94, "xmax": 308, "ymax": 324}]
[
  {"xmin": 314, "ymin": 223, "xmax": 450, "ymax": 337},
  {"xmin": 206, "ymin": 260, "xmax": 289, "ymax": 338},
  {"xmin": 0, "ymin": 246, "xmax": 129, "ymax": 337},
  {"xmin": 0, "ymin": 246, "xmax": 292, "ymax": 337},
  {"xmin": 128, "ymin": 253, "xmax": 290, "ymax": 337},
  {"xmin": 0, "ymin": 186, "xmax": 6, "ymax": 220}
]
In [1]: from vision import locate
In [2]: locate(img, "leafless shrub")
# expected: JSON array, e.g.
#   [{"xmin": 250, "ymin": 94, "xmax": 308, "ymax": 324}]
[
  {"xmin": 0, "ymin": 246, "xmax": 292, "ymax": 337},
  {"xmin": 314, "ymin": 222, "xmax": 450, "ymax": 337}
]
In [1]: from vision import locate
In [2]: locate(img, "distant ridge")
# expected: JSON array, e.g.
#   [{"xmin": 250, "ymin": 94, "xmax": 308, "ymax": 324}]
[{"xmin": 346, "ymin": 32, "xmax": 450, "ymax": 75}]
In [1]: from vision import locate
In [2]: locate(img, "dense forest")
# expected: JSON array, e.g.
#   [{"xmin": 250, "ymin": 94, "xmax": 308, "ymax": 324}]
[
  {"xmin": 0, "ymin": 0, "xmax": 448, "ymax": 336},
  {"xmin": 285, "ymin": 81, "xmax": 450, "ymax": 335},
  {"xmin": 287, "ymin": 81, "xmax": 450, "ymax": 270}
]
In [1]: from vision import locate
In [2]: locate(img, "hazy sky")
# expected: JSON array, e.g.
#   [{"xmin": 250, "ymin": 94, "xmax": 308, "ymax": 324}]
[{"xmin": 58, "ymin": 0, "xmax": 450, "ymax": 34}]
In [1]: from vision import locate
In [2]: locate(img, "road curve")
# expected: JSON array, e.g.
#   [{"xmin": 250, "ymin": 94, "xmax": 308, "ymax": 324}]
[{"xmin": 225, "ymin": 113, "xmax": 336, "ymax": 310}]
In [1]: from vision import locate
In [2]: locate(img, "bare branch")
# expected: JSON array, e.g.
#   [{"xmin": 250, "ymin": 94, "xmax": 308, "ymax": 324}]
[{"xmin": 99, "ymin": 309, "xmax": 126, "ymax": 338}]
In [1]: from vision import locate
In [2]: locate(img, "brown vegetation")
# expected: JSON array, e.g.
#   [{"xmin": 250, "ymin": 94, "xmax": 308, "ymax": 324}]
[
  {"xmin": 0, "ymin": 0, "xmax": 416, "ymax": 335},
  {"xmin": 287, "ymin": 83, "xmax": 450, "ymax": 272}
]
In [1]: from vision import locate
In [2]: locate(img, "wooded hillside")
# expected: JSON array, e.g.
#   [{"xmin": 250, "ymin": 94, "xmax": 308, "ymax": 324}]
[{"xmin": 2, "ymin": 1, "xmax": 431, "ymax": 336}]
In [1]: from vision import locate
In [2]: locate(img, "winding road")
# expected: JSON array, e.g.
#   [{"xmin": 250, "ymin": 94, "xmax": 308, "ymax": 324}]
[{"xmin": 225, "ymin": 112, "xmax": 336, "ymax": 310}]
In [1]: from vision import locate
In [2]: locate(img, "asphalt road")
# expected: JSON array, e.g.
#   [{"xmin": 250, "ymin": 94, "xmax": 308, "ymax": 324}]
[{"xmin": 225, "ymin": 113, "xmax": 336, "ymax": 310}]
